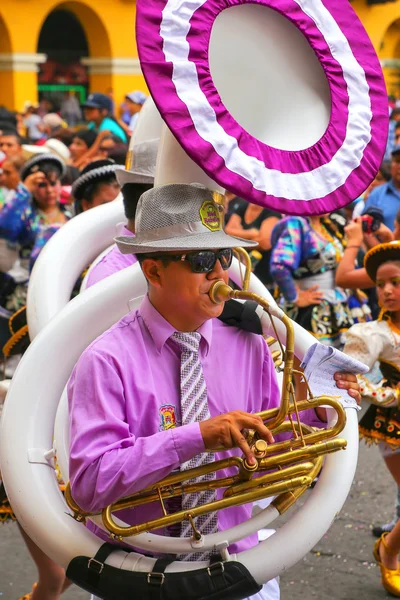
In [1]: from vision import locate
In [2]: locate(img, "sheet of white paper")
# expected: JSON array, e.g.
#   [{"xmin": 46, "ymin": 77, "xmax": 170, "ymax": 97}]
[{"xmin": 300, "ymin": 343, "xmax": 368, "ymax": 410}]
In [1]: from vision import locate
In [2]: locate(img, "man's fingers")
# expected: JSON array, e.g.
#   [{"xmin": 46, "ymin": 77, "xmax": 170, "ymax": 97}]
[
  {"xmin": 333, "ymin": 372, "xmax": 361, "ymax": 405},
  {"xmin": 232, "ymin": 427, "xmax": 255, "ymax": 465},
  {"xmin": 251, "ymin": 419, "xmax": 275, "ymax": 445},
  {"xmin": 237, "ymin": 414, "xmax": 275, "ymax": 445},
  {"xmin": 334, "ymin": 372, "xmax": 357, "ymax": 383}
]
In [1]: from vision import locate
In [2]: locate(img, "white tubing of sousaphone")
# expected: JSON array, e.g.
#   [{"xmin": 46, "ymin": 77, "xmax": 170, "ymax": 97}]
[
  {"xmin": 1, "ymin": 258, "xmax": 358, "ymax": 581},
  {"xmin": 155, "ymin": 124, "xmax": 224, "ymax": 192},
  {"xmin": 27, "ymin": 197, "xmax": 125, "ymax": 340},
  {"xmin": 133, "ymin": 96, "xmax": 162, "ymax": 143},
  {"xmin": 118, "ymin": 96, "xmax": 163, "ymax": 186}
]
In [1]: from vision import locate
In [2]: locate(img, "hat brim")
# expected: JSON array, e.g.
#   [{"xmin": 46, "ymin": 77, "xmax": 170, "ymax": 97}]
[
  {"xmin": 20, "ymin": 153, "xmax": 66, "ymax": 181},
  {"xmin": 81, "ymin": 102, "xmax": 101, "ymax": 110},
  {"xmin": 364, "ymin": 242, "xmax": 400, "ymax": 281},
  {"xmin": 72, "ymin": 164, "xmax": 123, "ymax": 201},
  {"xmin": 22, "ymin": 145, "xmax": 50, "ymax": 160},
  {"xmin": 115, "ymin": 230, "xmax": 257, "ymax": 254},
  {"xmin": 116, "ymin": 169, "xmax": 154, "ymax": 186}
]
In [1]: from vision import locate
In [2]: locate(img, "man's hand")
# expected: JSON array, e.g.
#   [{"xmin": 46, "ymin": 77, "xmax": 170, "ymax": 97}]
[
  {"xmin": 334, "ymin": 372, "xmax": 361, "ymax": 405},
  {"xmin": 314, "ymin": 372, "xmax": 361, "ymax": 421},
  {"xmin": 199, "ymin": 411, "xmax": 274, "ymax": 466}
]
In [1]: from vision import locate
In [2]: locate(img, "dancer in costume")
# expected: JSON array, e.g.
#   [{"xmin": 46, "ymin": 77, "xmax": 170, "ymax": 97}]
[
  {"xmin": 343, "ymin": 241, "xmax": 400, "ymax": 597},
  {"xmin": 344, "ymin": 243, "xmax": 400, "ymax": 446},
  {"xmin": 270, "ymin": 214, "xmax": 371, "ymax": 348}
]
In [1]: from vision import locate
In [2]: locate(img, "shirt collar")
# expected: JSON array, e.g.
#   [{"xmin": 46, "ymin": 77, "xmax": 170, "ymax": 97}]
[
  {"xmin": 122, "ymin": 225, "xmax": 132, "ymax": 236},
  {"xmin": 388, "ymin": 180, "xmax": 400, "ymax": 196},
  {"xmin": 139, "ymin": 295, "xmax": 212, "ymax": 356}
]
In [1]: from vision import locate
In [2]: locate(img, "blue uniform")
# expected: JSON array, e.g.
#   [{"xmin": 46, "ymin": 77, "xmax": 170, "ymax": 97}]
[{"xmin": 364, "ymin": 181, "xmax": 400, "ymax": 230}]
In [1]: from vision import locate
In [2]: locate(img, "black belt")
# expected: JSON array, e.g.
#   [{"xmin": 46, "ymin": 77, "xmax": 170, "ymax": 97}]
[{"xmin": 66, "ymin": 542, "xmax": 262, "ymax": 600}]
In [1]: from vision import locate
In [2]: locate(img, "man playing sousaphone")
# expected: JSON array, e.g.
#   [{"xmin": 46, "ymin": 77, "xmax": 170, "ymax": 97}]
[{"xmin": 68, "ymin": 183, "xmax": 360, "ymax": 600}]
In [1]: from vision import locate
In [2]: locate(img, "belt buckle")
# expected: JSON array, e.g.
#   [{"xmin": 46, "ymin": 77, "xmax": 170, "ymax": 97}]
[
  {"xmin": 207, "ymin": 562, "xmax": 224, "ymax": 577},
  {"xmin": 88, "ymin": 558, "xmax": 104, "ymax": 575},
  {"xmin": 147, "ymin": 572, "xmax": 165, "ymax": 586}
]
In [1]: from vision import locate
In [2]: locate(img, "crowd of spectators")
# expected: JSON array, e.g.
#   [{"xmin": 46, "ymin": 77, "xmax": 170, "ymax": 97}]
[{"xmin": 0, "ymin": 89, "xmax": 148, "ymax": 358}]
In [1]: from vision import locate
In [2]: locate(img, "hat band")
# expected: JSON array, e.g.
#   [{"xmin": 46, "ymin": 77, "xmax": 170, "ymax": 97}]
[{"xmin": 136, "ymin": 221, "xmax": 218, "ymax": 244}]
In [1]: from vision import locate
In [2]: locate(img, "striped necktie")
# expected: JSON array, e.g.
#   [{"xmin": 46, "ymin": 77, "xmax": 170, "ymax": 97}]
[{"xmin": 171, "ymin": 331, "xmax": 218, "ymax": 560}]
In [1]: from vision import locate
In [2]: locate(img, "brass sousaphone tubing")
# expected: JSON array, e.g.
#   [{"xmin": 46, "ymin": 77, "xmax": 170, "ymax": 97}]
[{"xmin": 65, "ymin": 277, "xmax": 347, "ymax": 539}]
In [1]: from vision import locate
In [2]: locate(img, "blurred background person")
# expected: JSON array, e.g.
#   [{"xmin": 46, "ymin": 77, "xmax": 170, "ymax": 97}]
[
  {"xmin": 336, "ymin": 216, "xmax": 395, "ymax": 293},
  {"xmin": 60, "ymin": 91, "xmax": 82, "ymax": 127},
  {"xmin": 68, "ymin": 129, "xmax": 97, "ymax": 169},
  {"xmin": 224, "ymin": 191, "xmax": 247, "ymax": 225},
  {"xmin": 0, "ymin": 131, "xmax": 23, "ymax": 159},
  {"xmin": 353, "ymin": 163, "xmax": 391, "ymax": 219},
  {"xmin": 0, "ymin": 154, "xmax": 25, "ymax": 208},
  {"xmin": 364, "ymin": 147, "xmax": 400, "ymax": 230},
  {"xmin": 71, "ymin": 159, "xmax": 122, "ymax": 215},
  {"xmin": 40, "ymin": 113, "xmax": 66, "ymax": 142},
  {"xmin": 0, "ymin": 155, "xmax": 70, "ymax": 293},
  {"xmin": 23, "ymin": 103, "xmax": 44, "ymax": 143},
  {"xmin": 270, "ymin": 213, "xmax": 371, "ymax": 348},
  {"xmin": 106, "ymin": 87, "xmax": 115, "ymax": 116},
  {"xmin": 0, "ymin": 106, "xmax": 18, "ymax": 136},
  {"xmin": 123, "ymin": 90, "xmax": 147, "ymax": 134},
  {"xmin": 225, "ymin": 199, "xmax": 280, "ymax": 291},
  {"xmin": 385, "ymin": 107, "xmax": 400, "ymax": 161},
  {"xmin": 81, "ymin": 93, "xmax": 127, "ymax": 143}
]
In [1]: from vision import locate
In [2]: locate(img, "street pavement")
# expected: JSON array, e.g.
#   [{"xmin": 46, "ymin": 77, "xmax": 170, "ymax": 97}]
[{"xmin": 0, "ymin": 440, "xmax": 396, "ymax": 600}]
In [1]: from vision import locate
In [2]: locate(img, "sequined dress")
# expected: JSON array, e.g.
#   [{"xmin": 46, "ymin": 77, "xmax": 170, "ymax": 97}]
[{"xmin": 270, "ymin": 216, "xmax": 371, "ymax": 347}]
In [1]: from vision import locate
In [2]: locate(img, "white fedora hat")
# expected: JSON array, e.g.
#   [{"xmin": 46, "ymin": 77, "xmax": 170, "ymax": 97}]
[{"xmin": 115, "ymin": 183, "xmax": 257, "ymax": 254}]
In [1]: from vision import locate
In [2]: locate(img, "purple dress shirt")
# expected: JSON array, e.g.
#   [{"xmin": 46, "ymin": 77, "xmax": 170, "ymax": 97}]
[
  {"xmin": 86, "ymin": 226, "xmax": 136, "ymax": 288},
  {"xmin": 68, "ymin": 295, "xmax": 323, "ymax": 554}
]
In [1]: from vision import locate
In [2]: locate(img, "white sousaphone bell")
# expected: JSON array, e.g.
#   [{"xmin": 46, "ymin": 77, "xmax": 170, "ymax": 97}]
[{"xmin": 0, "ymin": 0, "xmax": 388, "ymax": 596}]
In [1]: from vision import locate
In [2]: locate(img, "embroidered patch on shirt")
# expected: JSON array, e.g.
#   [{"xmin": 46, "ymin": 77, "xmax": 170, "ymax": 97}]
[
  {"xmin": 200, "ymin": 200, "xmax": 221, "ymax": 232},
  {"xmin": 159, "ymin": 404, "xmax": 178, "ymax": 431}
]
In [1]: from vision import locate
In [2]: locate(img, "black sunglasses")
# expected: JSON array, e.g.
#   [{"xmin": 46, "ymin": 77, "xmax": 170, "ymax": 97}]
[{"xmin": 144, "ymin": 248, "xmax": 233, "ymax": 273}]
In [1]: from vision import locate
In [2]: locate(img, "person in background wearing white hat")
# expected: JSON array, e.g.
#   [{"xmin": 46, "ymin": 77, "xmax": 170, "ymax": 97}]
[
  {"xmin": 124, "ymin": 90, "xmax": 147, "ymax": 135},
  {"xmin": 85, "ymin": 136, "xmax": 156, "ymax": 287},
  {"xmin": 41, "ymin": 113, "xmax": 66, "ymax": 139}
]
